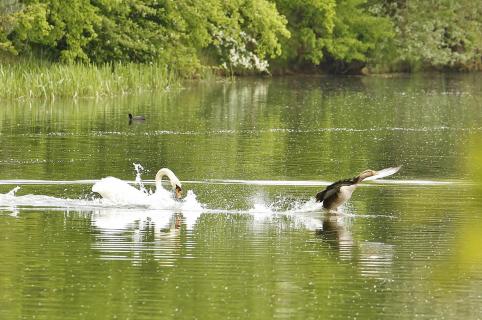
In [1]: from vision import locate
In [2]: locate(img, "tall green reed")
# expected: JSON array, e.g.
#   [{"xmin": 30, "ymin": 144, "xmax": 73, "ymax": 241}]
[{"xmin": 0, "ymin": 61, "xmax": 179, "ymax": 99}]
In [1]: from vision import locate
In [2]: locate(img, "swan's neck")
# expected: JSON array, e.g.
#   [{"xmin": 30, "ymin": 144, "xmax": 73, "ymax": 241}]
[{"xmin": 155, "ymin": 168, "xmax": 181, "ymax": 190}]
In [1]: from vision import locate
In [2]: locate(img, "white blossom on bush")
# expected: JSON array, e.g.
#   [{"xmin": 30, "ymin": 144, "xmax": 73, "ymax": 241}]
[{"xmin": 213, "ymin": 30, "xmax": 269, "ymax": 73}]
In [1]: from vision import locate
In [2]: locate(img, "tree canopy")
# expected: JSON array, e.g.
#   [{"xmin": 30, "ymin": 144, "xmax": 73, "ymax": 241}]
[{"xmin": 1, "ymin": 0, "xmax": 482, "ymax": 73}]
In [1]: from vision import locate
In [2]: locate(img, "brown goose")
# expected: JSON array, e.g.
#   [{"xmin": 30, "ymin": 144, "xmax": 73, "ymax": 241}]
[{"xmin": 316, "ymin": 166, "xmax": 401, "ymax": 212}]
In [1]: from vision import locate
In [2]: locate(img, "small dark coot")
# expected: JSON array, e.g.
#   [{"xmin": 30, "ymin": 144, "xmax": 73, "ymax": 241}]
[{"xmin": 128, "ymin": 113, "xmax": 146, "ymax": 124}]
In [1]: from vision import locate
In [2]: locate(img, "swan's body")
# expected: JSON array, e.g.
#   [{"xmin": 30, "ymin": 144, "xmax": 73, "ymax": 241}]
[
  {"xmin": 92, "ymin": 168, "xmax": 182, "ymax": 204},
  {"xmin": 316, "ymin": 166, "xmax": 401, "ymax": 212},
  {"xmin": 92, "ymin": 177, "xmax": 148, "ymax": 204}
]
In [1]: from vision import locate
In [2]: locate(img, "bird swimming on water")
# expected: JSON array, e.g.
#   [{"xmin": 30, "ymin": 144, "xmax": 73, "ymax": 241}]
[
  {"xmin": 315, "ymin": 166, "xmax": 401, "ymax": 213},
  {"xmin": 128, "ymin": 113, "xmax": 145, "ymax": 124}
]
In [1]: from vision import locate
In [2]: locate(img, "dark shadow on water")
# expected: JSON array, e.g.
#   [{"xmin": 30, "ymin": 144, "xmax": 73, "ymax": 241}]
[
  {"xmin": 314, "ymin": 213, "xmax": 395, "ymax": 279},
  {"xmin": 315, "ymin": 214, "xmax": 354, "ymax": 252}
]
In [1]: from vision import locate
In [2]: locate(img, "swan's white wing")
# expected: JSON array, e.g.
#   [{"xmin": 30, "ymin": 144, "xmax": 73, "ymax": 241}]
[
  {"xmin": 364, "ymin": 166, "xmax": 402, "ymax": 181},
  {"xmin": 92, "ymin": 177, "xmax": 148, "ymax": 204}
]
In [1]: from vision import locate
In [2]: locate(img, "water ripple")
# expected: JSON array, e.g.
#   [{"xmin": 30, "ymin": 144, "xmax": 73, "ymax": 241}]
[
  {"xmin": 0, "ymin": 178, "xmax": 463, "ymax": 186},
  {"xmin": 4, "ymin": 126, "xmax": 482, "ymax": 138}
]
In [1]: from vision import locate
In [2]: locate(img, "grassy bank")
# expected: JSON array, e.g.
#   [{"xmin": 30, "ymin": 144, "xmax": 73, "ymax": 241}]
[{"xmin": 0, "ymin": 61, "xmax": 183, "ymax": 99}]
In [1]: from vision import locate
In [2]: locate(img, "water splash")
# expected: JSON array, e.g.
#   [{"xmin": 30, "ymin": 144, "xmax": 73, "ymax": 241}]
[
  {"xmin": 7, "ymin": 186, "xmax": 21, "ymax": 196},
  {"xmin": 2, "ymin": 165, "xmax": 397, "ymax": 234},
  {"xmin": 0, "ymin": 191, "xmax": 104, "ymax": 209},
  {"xmin": 238, "ymin": 194, "xmax": 326, "ymax": 230},
  {"xmin": 0, "ymin": 164, "xmax": 204, "ymax": 214},
  {"xmin": 246, "ymin": 195, "xmax": 323, "ymax": 215},
  {"xmin": 133, "ymin": 163, "xmax": 149, "ymax": 194}
]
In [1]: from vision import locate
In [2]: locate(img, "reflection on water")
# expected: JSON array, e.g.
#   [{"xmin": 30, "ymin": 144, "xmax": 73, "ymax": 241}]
[
  {"xmin": 92, "ymin": 209, "xmax": 191, "ymax": 266},
  {"xmin": 1, "ymin": 74, "xmax": 482, "ymax": 319},
  {"xmin": 317, "ymin": 215, "xmax": 394, "ymax": 280}
]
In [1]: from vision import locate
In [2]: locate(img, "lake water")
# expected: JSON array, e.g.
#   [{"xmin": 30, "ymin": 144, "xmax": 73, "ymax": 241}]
[{"xmin": 1, "ymin": 74, "xmax": 481, "ymax": 319}]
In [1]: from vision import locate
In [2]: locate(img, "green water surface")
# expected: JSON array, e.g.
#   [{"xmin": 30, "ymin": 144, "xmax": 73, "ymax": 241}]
[{"xmin": 1, "ymin": 74, "xmax": 482, "ymax": 319}]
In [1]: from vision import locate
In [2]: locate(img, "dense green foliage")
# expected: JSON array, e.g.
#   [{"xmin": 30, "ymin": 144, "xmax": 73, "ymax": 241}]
[
  {"xmin": 1, "ymin": 0, "xmax": 289, "ymax": 74},
  {"xmin": 1, "ymin": 0, "xmax": 482, "ymax": 77},
  {"xmin": 380, "ymin": 0, "xmax": 482, "ymax": 71},
  {"xmin": 274, "ymin": 0, "xmax": 393, "ymax": 72}
]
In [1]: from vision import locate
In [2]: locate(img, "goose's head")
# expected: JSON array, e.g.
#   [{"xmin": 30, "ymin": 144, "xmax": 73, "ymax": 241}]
[
  {"xmin": 357, "ymin": 169, "xmax": 377, "ymax": 182},
  {"xmin": 175, "ymin": 184, "xmax": 183, "ymax": 199},
  {"xmin": 128, "ymin": 113, "xmax": 133, "ymax": 120}
]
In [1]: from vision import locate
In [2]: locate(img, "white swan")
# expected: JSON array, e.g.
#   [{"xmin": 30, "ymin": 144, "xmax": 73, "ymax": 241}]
[{"xmin": 92, "ymin": 168, "xmax": 183, "ymax": 205}]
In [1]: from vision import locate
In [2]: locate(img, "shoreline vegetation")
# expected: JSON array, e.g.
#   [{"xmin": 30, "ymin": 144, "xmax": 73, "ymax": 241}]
[
  {"xmin": 0, "ymin": 60, "xmax": 182, "ymax": 99},
  {"xmin": 1, "ymin": 0, "xmax": 482, "ymax": 99}
]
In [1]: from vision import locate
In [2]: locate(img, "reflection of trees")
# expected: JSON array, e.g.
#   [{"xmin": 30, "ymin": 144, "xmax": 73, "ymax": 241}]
[{"xmin": 1, "ymin": 75, "xmax": 480, "ymax": 185}]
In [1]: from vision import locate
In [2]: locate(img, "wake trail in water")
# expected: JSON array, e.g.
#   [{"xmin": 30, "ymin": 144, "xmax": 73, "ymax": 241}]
[
  {"xmin": 0, "ymin": 162, "xmax": 454, "ymax": 217},
  {"xmin": 1, "ymin": 163, "xmax": 203, "ymax": 213},
  {"xmin": 0, "ymin": 178, "xmax": 460, "ymax": 186},
  {"xmin": 0, "ymin": 183, "xmax": 325, "ymax": 219},
  {"xmin": 0, "ymin": 185, "xmax": 203, "ymax": 212},
  {"xmin": 0, "ymin": 185, "xmax": 316, "ymax": 213},
  {"xmin": 0, "ymin": 186, "xmax": 392, "ymax": 233}
]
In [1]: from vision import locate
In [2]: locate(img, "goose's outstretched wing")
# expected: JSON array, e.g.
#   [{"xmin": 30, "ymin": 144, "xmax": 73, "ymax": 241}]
[{"xmin": 363, "ymin": 166, "xmax": 402, "ymax": 181}]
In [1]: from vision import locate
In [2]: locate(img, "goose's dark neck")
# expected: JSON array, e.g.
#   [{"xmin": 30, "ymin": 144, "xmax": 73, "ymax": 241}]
[{"xmin": 353, "ymin": 175, "xmax": 364, "ymax": 184}]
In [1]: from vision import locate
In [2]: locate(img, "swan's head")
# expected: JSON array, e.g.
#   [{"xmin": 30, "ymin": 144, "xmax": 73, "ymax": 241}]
[
  {"xmin": 357, "ymin": 169, "xmax": 377, "ymax": 182},
  {"xmin": 155, "ymin": 168, "xmax": 183, "ymax": 199}
]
